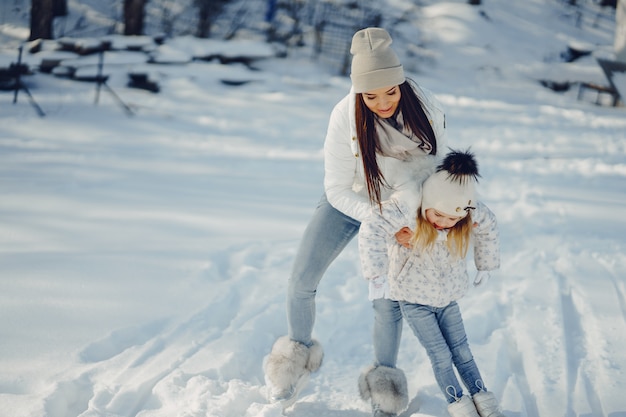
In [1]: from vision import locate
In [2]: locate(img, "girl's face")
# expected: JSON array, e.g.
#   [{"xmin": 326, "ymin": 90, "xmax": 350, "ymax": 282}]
[
  {"xmin": 361, "ymin": 85, "xmax": 401, "ymax": 118},
  {"xmin": 425, "ymin": 208, "xmax": 464, "ymax": 230}
]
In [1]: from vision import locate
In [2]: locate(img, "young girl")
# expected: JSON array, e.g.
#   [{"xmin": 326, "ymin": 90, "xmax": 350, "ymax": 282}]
[
  {"xmin": 263, "ymin": 27, "xmax": 446, "ymax": 409},
  {"xmin": 358, "ymin": 150, "xmax": 504, "ymax": 417}
]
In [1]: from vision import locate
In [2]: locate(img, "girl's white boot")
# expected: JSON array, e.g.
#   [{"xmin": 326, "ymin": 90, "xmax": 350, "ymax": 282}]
[
  {"xmin": 472, "ymin": 391, "xmax": 505, "ymax": 417},
  {"xmin": 447, "ymin": 395, "xmax": 480, "ymax": 417}
]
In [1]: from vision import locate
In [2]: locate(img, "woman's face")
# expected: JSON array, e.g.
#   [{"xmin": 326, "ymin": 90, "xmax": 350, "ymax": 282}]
[
  {"xmin": 425, "ymin": 208, "xmax": 463, "ymax": 230},
  {"xmin": 361, "ymin": 85, "xmax": 401, "ymax": 119}
]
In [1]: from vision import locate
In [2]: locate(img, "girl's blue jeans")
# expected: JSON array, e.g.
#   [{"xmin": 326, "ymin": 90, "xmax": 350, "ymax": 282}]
[
  {"xmin": 399, "ymin": 301, "xmax": 485, "ymax": 403},
  {"xmin": 287, "ymin": 194, "xmax": 402, "ymax": 363}
]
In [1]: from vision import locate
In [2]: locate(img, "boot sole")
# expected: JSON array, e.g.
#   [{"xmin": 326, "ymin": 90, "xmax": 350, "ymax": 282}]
[{"xmin": 275, "ymin": 371, "xmax": 310, "ymax": 410}]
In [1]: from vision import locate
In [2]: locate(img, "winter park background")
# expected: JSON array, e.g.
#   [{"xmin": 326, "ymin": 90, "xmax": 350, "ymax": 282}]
[{"xmin": 1, "ymin": 1, "xmax": 626, "ymax": 417}]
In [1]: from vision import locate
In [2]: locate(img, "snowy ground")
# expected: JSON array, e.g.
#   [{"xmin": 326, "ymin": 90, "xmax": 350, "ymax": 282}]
[{"xmin": 1, "ymin": 1, "xmax": 625, "ymax": 417}]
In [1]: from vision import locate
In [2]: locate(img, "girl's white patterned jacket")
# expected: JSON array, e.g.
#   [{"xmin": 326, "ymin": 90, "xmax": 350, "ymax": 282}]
[{"xmin": 358, "ymin": 199, "xmax": 500, "ymax": 307}]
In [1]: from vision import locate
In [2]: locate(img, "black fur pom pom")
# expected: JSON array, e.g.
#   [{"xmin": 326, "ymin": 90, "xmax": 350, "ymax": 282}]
[{"xmin": 437, "ymin": 149, "xmax": 480, "ymax": 184}]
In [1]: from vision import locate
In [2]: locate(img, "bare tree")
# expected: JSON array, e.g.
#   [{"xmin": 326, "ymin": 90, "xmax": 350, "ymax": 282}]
[
  {"xmin": 53, "ymin": 0, "xmax": 68, "ymax": 17},
  {"xmin": 616, "ymin": 0, "xmax": 626, "ymax": 62},
  {"xmin": 29, "ymin": 0, "xmax": 54, "ymax": 40},
  {"xmin": 195, "ymin": 0, "xmax": 230, "ymax": 38},
  {"xmin": 124, "ymin": 0, "xmax": 146, "ymax": 36}
]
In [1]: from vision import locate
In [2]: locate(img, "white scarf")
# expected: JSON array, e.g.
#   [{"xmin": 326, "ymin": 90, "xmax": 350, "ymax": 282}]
[{"xmin": 375, "ymin": 111, "xmax": 433, "ymax": 160}]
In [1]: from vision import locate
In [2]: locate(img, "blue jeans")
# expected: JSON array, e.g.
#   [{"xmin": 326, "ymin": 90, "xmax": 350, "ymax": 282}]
[
  {"xmin": 399, "ymin": 301, "xmax": 485, "ymax": 403},
  {"xmin": 372, "ymin": 298, "xmax": 403, "ymax": 368},
  {"xmin": 287, "ymin": 194, "xmax": 360, "ymax": 346},
  {"xmin": 287, "ymin": 194, "xmax": 403, "ymax": 366}
]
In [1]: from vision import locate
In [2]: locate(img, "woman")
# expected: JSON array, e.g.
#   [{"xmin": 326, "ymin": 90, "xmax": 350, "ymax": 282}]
[{"xmin": 263, "ymin": 27, "xmax": 447, "ymax": 411}]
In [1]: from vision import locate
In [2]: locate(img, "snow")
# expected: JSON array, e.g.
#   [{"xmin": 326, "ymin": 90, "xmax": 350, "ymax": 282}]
[{"xmin": 1, "ymin": 1, "xmax": 625, "ymax": 417}]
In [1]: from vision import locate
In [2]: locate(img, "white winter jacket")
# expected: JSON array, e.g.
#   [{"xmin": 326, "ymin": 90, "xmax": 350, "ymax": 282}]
[
  {"xmin": 323, "ymin": 85, "xmax": 446, "ymax": 222},
  {"xmin": 359, "ymin": 199, "xmax": 500, "ymax": 307}
]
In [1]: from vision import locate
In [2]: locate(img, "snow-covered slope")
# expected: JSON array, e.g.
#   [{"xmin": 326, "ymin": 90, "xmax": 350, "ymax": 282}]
[{"xmin": 1, "ymin": 1, "xmax": 625, "ymax": 417}]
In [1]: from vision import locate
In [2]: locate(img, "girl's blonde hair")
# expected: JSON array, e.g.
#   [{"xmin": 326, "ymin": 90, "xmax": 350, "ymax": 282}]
[{"xmin": 410, "ymin": 208, "xmax": 473, "ymax": 258}]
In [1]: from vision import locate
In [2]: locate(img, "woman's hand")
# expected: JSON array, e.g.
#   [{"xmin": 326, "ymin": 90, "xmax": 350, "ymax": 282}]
[{"xmin": 395, "ymin": 227, "xmax": 413, "ymax": 249}]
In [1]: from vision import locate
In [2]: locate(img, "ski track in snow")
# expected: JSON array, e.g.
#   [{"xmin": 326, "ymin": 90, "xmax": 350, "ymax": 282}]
[
  {"xmin": 43, "ymin": 242, "xmax": 287, "ymax": 417},
  {"xmin": 38, "ymin": 239, "xmax": 626, "ymax": 417}
]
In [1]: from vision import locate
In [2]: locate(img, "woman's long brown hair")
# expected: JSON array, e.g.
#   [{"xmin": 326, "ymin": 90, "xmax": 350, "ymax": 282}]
[{"xmin": 355, "ymin": 79, "xmax": 438, "ymax": 208}]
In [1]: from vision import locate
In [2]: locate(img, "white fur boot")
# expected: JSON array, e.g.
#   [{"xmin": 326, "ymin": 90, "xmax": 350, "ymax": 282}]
[
  {"xmin": 263, "ymin": 336, "xmax": 323, "ymax": 406},
  {"xmin": 472, "ymin": 391, "xmax": 505, "ymax": 417},
  {"xmin": 358, "ymin": 365, "xmax": 408, "ymax": 417}
]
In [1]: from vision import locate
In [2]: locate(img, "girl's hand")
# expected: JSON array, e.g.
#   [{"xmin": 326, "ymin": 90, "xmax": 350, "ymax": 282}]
[
  {"xmin": 473, "ymin": 271, "xmax": 491, "ymax": 287},
  {"xmin": 395, "ymin": 227, "xmax": 413, "ymax": 249}
]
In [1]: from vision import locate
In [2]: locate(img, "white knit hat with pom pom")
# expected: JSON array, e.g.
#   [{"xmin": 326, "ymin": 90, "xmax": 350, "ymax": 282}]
[{"xmin": 421, "ymin": 149, "xmax": 480, "ymax": 218}]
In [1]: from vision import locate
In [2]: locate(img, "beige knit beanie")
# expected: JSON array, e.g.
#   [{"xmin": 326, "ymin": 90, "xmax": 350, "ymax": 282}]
[{"xmin": 350, "ymin": 27, "xmax": 405, "ymax": 93}]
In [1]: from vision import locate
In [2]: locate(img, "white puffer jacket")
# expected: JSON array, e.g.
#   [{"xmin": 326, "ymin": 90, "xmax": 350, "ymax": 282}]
[
  {"xmin": 359, "ymin": 199, "xmax": 500, "ymax": 307},
  {"xmin": 323, "ymin": 85, "xmax": 446, "ymax": 222}
]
